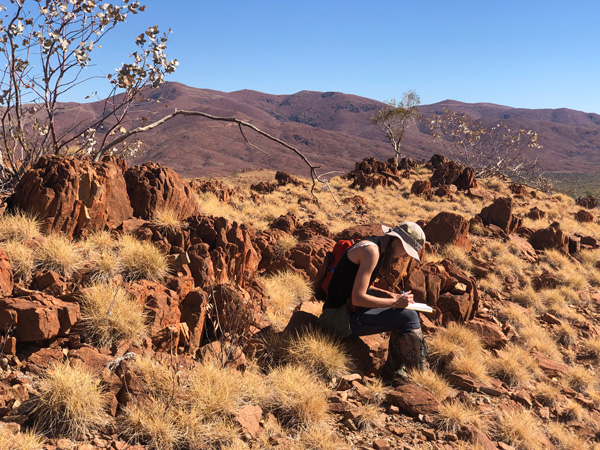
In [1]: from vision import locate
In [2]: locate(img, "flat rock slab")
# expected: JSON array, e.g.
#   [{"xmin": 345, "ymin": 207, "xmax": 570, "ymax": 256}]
[{"xmin": 387, "ymin": 384, "xmax": 441, "ymax": 417}]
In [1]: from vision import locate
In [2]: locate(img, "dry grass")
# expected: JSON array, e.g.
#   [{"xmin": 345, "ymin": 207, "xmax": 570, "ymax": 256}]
[
  {"xmin": 438, "ymin": 244, "xmax": 473, "ymax": 274},
  {"xmin": 407, "ymin": 368, "xmax": 456, "ymax": 401},
  {"xmin": 0, "ymin": 210, "xmax": 41, "ymax": 242},
  {"xmin": 79, "ymin": 282, "xmax": 148, "ymax": 347},
  {"xmin": 583, "ymin": 337, "xmax": 600, "ymax": 360},
  {"xmin": 290, "ymin": 424, "xmax": 347, "ymax": 450},
  {"xmin": 274, "ymin": 234, "xmax": 299, "ymax": 258},
  {"xmin": 556, "ymin": 322, "xmax": 578, "ymax": 348},
  {"xmin": 188, "ymin": 360, "xmax": 247, "ymax": 419},
  {"xmin": 151, "ymin": 207, "xmax": 182, "ymax": 232},
  {"xmin": 561, "ymin": 399, "xmax": 585, "ymax": 421},
  {"xmin": 133, "ymin": 356, "xmax": 179, "ymax": 401},
  {"xmin": 436, "ymin": 400, "xmax": 488, "ymax": 434},
  {"xmin": 493, "ymin": 408, "xmax": 546, "ymax": 450},
  {"xmin": 477, "ymin": 273, "xmax": 504, "ymax": 295},
  {"xmin": 116, "ymin": 234, "xmax": 170, "ymax": 281},
  {"xmin": 261, "ymin": 270, "xmax": 313, "ymax": 330},
  {"xmin": 562, "ymin": 365, "xmax": 596, "ymax": 394},
  {"xmin": 122, "ymin": 399, "xmax": 182, "ymax": 450},
  {"xmin": 363, "ymin": 378, "xmax": 392, "ymax": 405},
  {"xmin": 34, "ymin": 233, "xmax": 83, "ymax": 278},
  {"xmin": 0, "ymin": 425, "xmax": 45, "ymax": 450},
  {"xmin": 0, "ymin": 240, "xmax": 35, "ymax": 281},
  {"xmin": 265, "ymin": 364, "xmax": 329, "ymax": 429},
  {"xmin": 353, "ymin": 403, "xmax": 384, "ymax": 430},
  {"xmin": 534, "ymin": 381, "xmax": 562, "ymax": 408},
  {"xmin": 34, "ymin": 360, "xmax": 107, "ymax": 439},
  {"xmin": 512, "ymin": 285, "xmax": 544, "ymax": 311},
  {"xmin": 429, "ymin": 323, "xmax": 489, "ymax": 380},
  {"xmin": 546, "ymin": 422, "xmax": 591, "ymax": 450},
  {"xmin": 286, "ymin": 328, "xmax": 351, "ymax": 381},
  {"xmin": 489, "ymin": 344, "xmax": 538, "ymax": 388}
]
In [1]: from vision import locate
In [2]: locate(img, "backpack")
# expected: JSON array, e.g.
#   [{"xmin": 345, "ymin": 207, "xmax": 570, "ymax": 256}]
[{"xmin": 320, "ymin": 239, "xmax": 359, "ymax": 295}]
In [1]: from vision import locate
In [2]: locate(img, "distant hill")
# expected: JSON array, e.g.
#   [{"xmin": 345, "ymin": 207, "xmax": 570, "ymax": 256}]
[{"xmin": 57, "ymin": 82, "xmax": 600, "ymax": 178}]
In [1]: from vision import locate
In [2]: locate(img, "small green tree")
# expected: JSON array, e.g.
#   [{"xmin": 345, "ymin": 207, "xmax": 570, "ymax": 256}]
[
  {"xmin": 427, "ymin": 108, "xmax": 547, "ymax": 188},
  {"xmin": 370, "ymin": 90, "xmax": 421, "ymax": 164}
]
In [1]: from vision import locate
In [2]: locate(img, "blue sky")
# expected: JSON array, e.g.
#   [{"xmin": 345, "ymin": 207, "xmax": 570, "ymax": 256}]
[{"xmin": 70, "ymin": 1, "xmax": 600, "ymax": 113}]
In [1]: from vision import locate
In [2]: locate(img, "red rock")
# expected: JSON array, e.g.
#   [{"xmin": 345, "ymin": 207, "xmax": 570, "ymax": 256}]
[
  {"xmin": 125, "ymin": 281, "xmax": 181, "ymax": 337},
  {"xmin": 575, "ymin": 209, "xmax": 594, "ymax": 223},
  {"xmin": 234, "ymin": 404, "xmax": 262, "ymax": 438},
  {"xmin": 458, "ymin": 426, "xmax": 497, "ymax": 450},
  {"xmin": 467, "ymin": 188, "xmax": 499, "ymax": 201},
  {"xmin": 294, "ymin": 219, "xmax": 331, "ymax": 240},
  {"xmin": 465, "ymin": 319, "xmax": 508, "ymax": 349},
  {"xmin": 343, "ymin": 195, "xmax": 369, "ymax": 211},
  {"xmin": 534, "ymin": 351, "xmax": 569, "ymax": 378},
  {"xmin": 267, "ymin": 235, "xmax": 335, "ymax": 291},
  {"xmin": 187, "ymin": 216, "xmax": 259, "ymax": 289},
  {"xmin": 0, "ymin": 294, "xmax": 80, "ymax": 342},
  {"xmin": 435, "ymin": 184, "xmax": 457, "ymax": 198},
  {"xmin": 478, "ymin": 197, "xmax": 522, "ymax": 233},
  {"xmin": 425, "ymin": 212, "xmax": 471, "ymax": 251},
  {"xmin": 527, "ymin": 206, "xmax": 546, "ymax": 220},
  {"xmin": 269, "ymin": 213, "xmax": 299, "ymax": 233},
  {"xmin": 12, "ymin": 155, "xmax": 133, "ymax": 237},
  {"xmin": 125, "ymin": 162, "xmax": 197, "ymax": 221},
  {"xmin": 576, "ymin": 195, "xmax": 597, "ymax": 209},
  {"xmin": 24, "ymin": 347, "xmax": 64, "ymax": 373},
  {"xmin": 0, "ymin": 249, "xmax": 12, "ymax": 296},
  {"xmin": 411, "ymin": 180, "xmax": 433, "ymax": 198},
  {"xmin": 275, "ymin": 171, "xmax": 306, "ymax": 187},
  {"xmin": 387, "ymin": 384, "xmax": 441, "ymax": 417},
  {"xmin": 529, "ymin": 224, "xmax": 569, "ymax": 253},
  {"xmin": 429, "ymin": 157, "xmax": 477, "ymax": 190},
  {"xmin": 508, "ymin": 234, "xmax": 537, "ymax": 262}
]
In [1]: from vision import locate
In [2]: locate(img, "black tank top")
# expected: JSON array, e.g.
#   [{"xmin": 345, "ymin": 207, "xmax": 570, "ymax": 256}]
[{"xmin": 324, "ymin": 237, "xmax": 383, "ymax": 309}]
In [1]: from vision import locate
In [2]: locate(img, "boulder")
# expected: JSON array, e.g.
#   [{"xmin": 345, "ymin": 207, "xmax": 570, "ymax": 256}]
[
  {"xmin": 267, "ymin": 235, "xmax": 335, "ymax": 291},
  {"xmin": 478, "ymin": 197, "xmax": 522, "ymax": 233},
  {"xmin": 269, "ymin": 213, "xmax": 299, "ymax": 234},
  {"xmin": 529, "ymin": 223, "xmax": 569, "ymax": 253},
  {"xmin": 387, "ymin": 384, "xmax": 441, "ymax": 417},
  {"xmin": 275, "ymin": 171, "xmax": 306, "ymax": 187},
  {"xmin": 410, "ymin": 180, "xmax": 433, "ymax": 198},
  {"xmin": 125, "ymin": 281, "xmax": 181, "ymax": 350},
  {"xmin": 576, "ymin": 195, "xmax": 598, "ymax": 209},
  {"xmin": 12, "ymin": 155, "xmax": 133, "ymax": 237},
  {"xmin": 429, "ymin": 158, "xmax": 477, "ymax": 190},
  {"xmin": 187, "ymin": 216, "xmax": 259, "ymax": 289},
  {"xmin": 294, "ymin": 220, "xmax": 331, "ymax": 240},
  {"xmin": 125, "ymin": 162, "xmax": 197, "ymax": 221},
  {"xmin": 434, "ymin": 184, "xmax": 457, "ymax": 198},
  {"xmin": 465, "ymin": 319, "xmax": 508, "ymax": 349},
  {"xmin": 425, "ymin": 212, "xmax": 471, "ymax": 251},
  {"xmin": 180, "ymin": 288, "xmax": 210, "ymax": 354},
  {"xmin": 527, "ymin": 206, "xmax": 546, "ymax": 220},
  {"xmin": 189, "ymin": 178, "xmax": 238, "ymax": 203},
  {"xmin": 404, "ymin": 259, "xmax": 478, "ymax": 324},
  {"xmin": 253, "ymin": 229, "xmax": 293, "ymax": 271},
  {"xmin": 0, "ymin": 294, "xmax": 80, "ymax": 342},
  {"xmin": 575, "ymin": 209, "xmax": 594, "ymax": 223},
  {"xmin": 0, "ymin": 249, "xmax": 14, "ymax": 296},
  {"xmin": 342, "ymin": 195, "xmax": 368, "ymax": 212}
]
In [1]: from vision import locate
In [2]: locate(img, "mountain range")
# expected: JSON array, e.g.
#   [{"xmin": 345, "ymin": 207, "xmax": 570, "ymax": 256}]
[{"xmin": 59, "ymin": 82, "xmax": 600, "ymax": 178}]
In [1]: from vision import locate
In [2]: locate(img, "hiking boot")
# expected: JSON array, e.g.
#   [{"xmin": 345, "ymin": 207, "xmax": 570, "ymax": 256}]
[{"xmin": 380, "ymin": 328, "xmax": 427, "ymax": 383}]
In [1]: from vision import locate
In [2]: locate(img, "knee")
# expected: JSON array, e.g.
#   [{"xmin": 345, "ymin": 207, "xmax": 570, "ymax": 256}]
[{"xmin": 405, "ymin": 309, "xmax": 421, "ymax": 330}]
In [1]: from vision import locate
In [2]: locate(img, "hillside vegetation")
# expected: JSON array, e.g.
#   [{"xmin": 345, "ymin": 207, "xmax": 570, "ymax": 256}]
[{"xmin": 0, "ymin": 155, "xmax": 600, "ymax": 449}]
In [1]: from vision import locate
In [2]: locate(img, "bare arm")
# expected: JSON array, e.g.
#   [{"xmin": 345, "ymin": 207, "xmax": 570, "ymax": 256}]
[{"xmin": 349, "ymin": 245, "xmax": 414, "ymax": 309}]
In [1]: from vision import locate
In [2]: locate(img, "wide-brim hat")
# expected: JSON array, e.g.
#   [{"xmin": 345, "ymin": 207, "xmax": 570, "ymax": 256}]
[{"xmin": 382, "ymin": 222, "xmax": 426, "ymax": 262}]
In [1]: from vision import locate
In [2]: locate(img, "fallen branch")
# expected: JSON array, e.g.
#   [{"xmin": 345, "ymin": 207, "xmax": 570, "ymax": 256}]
[{"xmin": 93, "ymin": 109, "xmax": 339, "ymax": 205}]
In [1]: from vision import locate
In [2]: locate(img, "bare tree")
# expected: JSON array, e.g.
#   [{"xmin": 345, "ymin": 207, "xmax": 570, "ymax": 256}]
[
  {"xmin": 370, "ymin": 90, "xmax": 421, "ymax": 164},
  {"xmin": 0, "ymin": 0, "xmax": 329, "ymax": 197},
  {"xmin": 427, "ymin": 108, "xmax": 546, "ymax": 187}
]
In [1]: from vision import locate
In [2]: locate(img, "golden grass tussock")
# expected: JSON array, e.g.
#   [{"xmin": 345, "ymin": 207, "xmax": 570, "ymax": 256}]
[
  {"xmin": 584, "ymin": 337, "xmax": 600, "ymax": 360},
  {"xmin": 353, "ymin": 402, "xmax": 385, "ymax": 431},
  {"xmin": 79, "ymin": 282, "xmax": 148, "ymax": 348},
  {"xmin": 438, "ymin": 244, "xmax": 473, "ymax": 275},
  {"xmin": 289, "ymin": 424, "xmax": 347, "ymax": 450},
  {"xmin": 151, "ymin": 207, "xmax": 183, "ymax": 232},
  {"xmin": 274, "ymin": 234, "xmax": 299, "ymax": 258},
  {"xmin": 34, "ymin": 233, "xmax": 84, "ymax": 278},
  {"xmin": 541, "ymin": 249, "xmax": 588, "ymax": 290},
  {"xmin": 477, "ymin": 272, "xmax": 504, "ymax": 295},
  {"xmin": 0, "ymin": 425, "xmax": 45, "ymax": 450},
  {"xmin": 133, "ymin": 355, "xmax": 179, "ymax": 402},
  {"xmin": 34, "ymin": 360, "xmax": 107, "ymax": 439},
  {"xmin": 261, "ymin": 270, "xmax": 313, "ymax": 330},
  {"xmin": 562, "ymin": 365, "xmax": 596, "ymax": 394},
  {"xmin": 188, "ymin": 360, "xmax": 247, "ymax": 419},
  {"xmin": 493, "ymin": 408, "xmax": 546, "ymax": 450},
  {"xmin": 556, "ymin": 322, "xmax": 578, "ymax": 348},
  {"xmin": 561, "ymin": 398, "xmax": 585, "ymax": 422},
  {"xmin": 448, "ymin": 353, "xmax": 490, "ymax": 382},
  {"xmin": 533, "ymin": 381, "xmax": 562, "ymax": 408},
  {"xmin": 546, "ymin": 422, "xmax": 592, "ymax": 450},
  {"xmin": 363, "ymin": 377, "xmax": 392, "ymax": 405},
  {"xmin": 0, "ymin": 210, "xmax": 41, "ymax": 242},
  {"xmin": 116, "ymin": 234, "xmax": 171, "ymax": 282},
  {"xmin": 286, "ymin": 328, "xmax": 351, "ymax": 381},
  {"xmin": 122, "ymin": 399, "xmax": 183, "ymax": 450},
  {"xmin": 407, "ymin": 368, "xmax": 456, "ymax": 401},
  {"xmin": 265, "ymin": 364, "xmax": 329, "ymax": 429},
  {"xmin": 0, "ymin": 239, "xmax": 35, "ymax": 281},
  {"xmin": 512, "ymin": 285, "xmax": 545, "ymax": 311},
  {"xmin": 436, "ymin": 400, "xmax": 489, "ymax": 435},
  {"xmin": 489, "ymin": 344, "xmax": 538, "ymax": 388},
  {"xmin": 428, "ymin": 323, "xmax": 486, "ymax": 372}
]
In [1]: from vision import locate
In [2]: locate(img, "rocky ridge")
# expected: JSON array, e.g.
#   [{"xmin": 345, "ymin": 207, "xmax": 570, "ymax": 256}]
[{"xmin": 0, "ymin": 155, "xmax": 599, "ymax": 449}]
